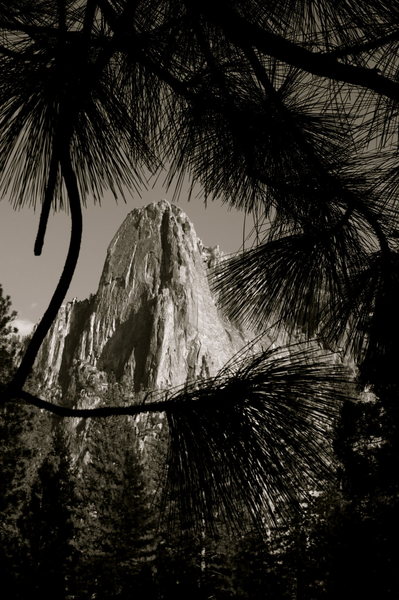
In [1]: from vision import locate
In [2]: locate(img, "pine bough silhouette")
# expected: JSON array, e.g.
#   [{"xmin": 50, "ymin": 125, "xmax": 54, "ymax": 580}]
[{"xmin": 1, "ymin": 0, "xmax": 398, "ymax": 530}]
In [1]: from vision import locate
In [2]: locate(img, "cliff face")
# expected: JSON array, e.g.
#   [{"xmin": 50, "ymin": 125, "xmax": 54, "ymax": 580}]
[{"xmin": 35, "ymin": 200, "xmax": 247, "ymax": 405}]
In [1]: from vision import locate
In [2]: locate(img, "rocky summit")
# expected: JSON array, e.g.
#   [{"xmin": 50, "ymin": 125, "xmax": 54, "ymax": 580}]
[{"xmin": 35, "ymin": 200, "xmax": 248, "ymax": 406}]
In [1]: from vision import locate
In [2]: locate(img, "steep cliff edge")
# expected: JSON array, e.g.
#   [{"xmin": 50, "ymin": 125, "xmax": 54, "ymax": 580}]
[{"xmin": 35, "ymin": 200, "xmax": 248, "ymax": 406}]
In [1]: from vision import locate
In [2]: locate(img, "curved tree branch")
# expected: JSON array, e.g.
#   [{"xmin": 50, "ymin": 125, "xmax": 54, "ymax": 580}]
[
  {"xmin": 3, "ymin": 2, "xmax": 399, "ymax": 101},
  {"xmin": 13, "ymin": 389, "xmax": 168, "ymax": 418},
  {"xmin": 200, "ymin": 1, "xmax": 399, "ymax": 102},
  {"xmin": 9, "ymin": 145, "xmax": 83, "ymax": 393},
  {"xmin": 34, "ymin": 0, "xmax": 67, "ymax": 257},
  {"xmin": 34, "ymin": 145, "xmax": 59, "ymax": 255}
]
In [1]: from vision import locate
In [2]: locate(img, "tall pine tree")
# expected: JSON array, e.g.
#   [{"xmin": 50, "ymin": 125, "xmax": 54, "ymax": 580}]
[
  {"xmin": 23, "ymin": 424, "xmax": 77, "ymax": 600},
  {"xmin": 73, "ymin": 415, "xmax": 158, "ymax": 599}
]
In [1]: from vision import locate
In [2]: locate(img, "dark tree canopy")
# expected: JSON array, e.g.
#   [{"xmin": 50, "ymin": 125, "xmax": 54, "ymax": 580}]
[
  {"xmin": 0, "ymin": 283, "xmax": 18, "ymax": 382},
  {"xmin": 1, "ymin": 0, "xmax": 399, "ymax": 530}
]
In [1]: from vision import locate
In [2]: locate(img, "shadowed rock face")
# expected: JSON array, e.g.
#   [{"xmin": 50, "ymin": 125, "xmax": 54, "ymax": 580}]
[{"xmin": 35, "ymin": 200, "xmax": 247, "ymax": 406}]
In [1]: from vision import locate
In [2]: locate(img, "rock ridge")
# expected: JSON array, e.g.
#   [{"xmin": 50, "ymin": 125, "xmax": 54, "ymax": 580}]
[{"xmin": 35, "ymin": 200, "xmax": 247, "ymax": 406}]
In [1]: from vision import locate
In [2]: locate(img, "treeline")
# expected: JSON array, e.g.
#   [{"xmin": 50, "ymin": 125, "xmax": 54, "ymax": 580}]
[
  {"xmin": 1, "ymin": 407, "xmax": 155, "ymax": 600},
  {"xmin": 2, "ymin": 288, "xmax": 398, "ymax": 599},
  {"xmin": 2, "ymin": 399, "xmax": 395, "ymax": 600}
]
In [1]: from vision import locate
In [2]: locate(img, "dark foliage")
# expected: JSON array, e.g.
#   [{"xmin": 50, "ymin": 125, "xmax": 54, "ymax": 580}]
[
  {"xmin": 2, "ymin": 0, "xmax": 399, "ymax": 399},
  {"xmin": 2, "ymin": 2, "xmax": 399, "ymax": 596},
  {"xmin": 72, "ymin": 415, "xmax": 158, "ymax": 599},
  {"xmin": 163, "ymin": 342, "xmax": 351, "ymax": 532},
  {"xmin": 22, "ymin": 426, "xmax": 77, "ymax": 599},
  {"xmin": 0, "ymin": 283, "xmax": 18, "ymax": 383}
]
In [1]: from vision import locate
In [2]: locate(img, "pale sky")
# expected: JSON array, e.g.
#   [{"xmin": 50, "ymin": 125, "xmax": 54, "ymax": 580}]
[{"xmin": 1, "ymin": 180, "xmax": 246, "ymax": 335}]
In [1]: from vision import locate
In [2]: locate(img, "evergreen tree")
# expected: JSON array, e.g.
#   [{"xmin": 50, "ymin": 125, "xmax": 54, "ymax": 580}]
[
  {"xmin": 74, "ymin": 415, "xmax": 158, "ymax": 599},
  {"xmin": 234, "ymin": 527, "xmax": 296, "ymax": 600},
  {"xmin": 23, "ymin": 424, "xmax": 77, "ymax": 599},
  {"xmin": 2, "ymin": 4, "xmax": 399, "ymax": 596},
  {"xmin": 0, "ymin": 0, "xmax": 370, "ymax": 523},
  {"xmin": 0, "ymin": 283, "xmax": 18, "ymax": 385},
  {"xmin": 0, "ymin": 286, "xmax": 53, "ymax": 599},
  {"xmin": 0, "ymin": 401, "xmax": 53, "ymax": 599}
]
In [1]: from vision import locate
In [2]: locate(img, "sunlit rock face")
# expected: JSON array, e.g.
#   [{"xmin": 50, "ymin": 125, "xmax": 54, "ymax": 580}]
[{"xmin": 35, "ymin": 200, "xmax": 247, "ymax": 406}]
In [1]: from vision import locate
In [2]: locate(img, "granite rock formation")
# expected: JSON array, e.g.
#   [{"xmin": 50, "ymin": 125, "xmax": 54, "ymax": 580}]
[{"xmin": 35, "ymin": 200, "xmax": 248, "ymax": 406}]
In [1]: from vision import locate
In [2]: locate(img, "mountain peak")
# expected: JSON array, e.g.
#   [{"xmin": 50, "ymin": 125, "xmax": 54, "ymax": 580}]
[{"xmin": 35, "ymin": 201, "xmax": 246, "ymax": 406}]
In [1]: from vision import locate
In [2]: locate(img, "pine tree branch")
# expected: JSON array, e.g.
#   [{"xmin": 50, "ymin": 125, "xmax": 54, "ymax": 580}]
[
  {"xmin": 1, "ymin": 343, "xmax": 350, "ymax": 424},
  {"xmin": 6, "ymin": 389, "xmax": 167, "ymax": 418},
  {"xmin": 32, "ymin": 4, "xmax": 69, "ymax": 256},
  {"xmin": 323, "ymin": 30, "xmax": 399, "ymax": 59},
  {"xmin": 0, "ymin": 44, "xmax": 24, "ymax": 58},
  {"xmin": 10, "ymin": 143, "xmax": 83, "ymax": 392},
  {"xmin": 201, "ymin": 2, "xmax": 399, "ymax": 102},
  {"xmin": 3, "ymin": 1, "xmax": 399, "ymax": 104},
  {"xmin": 133, "ymin": 48, "xmax": 194, "ymax": 98},
  {"xmin": 33, "ymin": 147, "xmax": 59, "ymax": 255},
  {"xmin": 245, "ymin": 47, "xmax": 391, "ymax": 254},
  {"xmin": 95, "ymin": 0, "xmax": 194, "ymax": 98}
]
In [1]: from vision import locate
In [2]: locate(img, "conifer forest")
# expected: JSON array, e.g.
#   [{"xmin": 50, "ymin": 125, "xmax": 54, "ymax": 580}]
[{"xmin": 2, "ymin": 2, "xmax": 399, "ymax": 598}]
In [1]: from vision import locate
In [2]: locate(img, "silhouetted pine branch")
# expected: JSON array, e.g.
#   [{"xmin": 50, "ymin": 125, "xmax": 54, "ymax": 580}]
[
  {"xmin": 1, "ymin": 339, "xmax": 354, "ymax": 531},
  {"xmin": 211, "ymin": 222, "xmax": 365, "ymax": 337},
  {"xmin": 162, "ymin": 342, "xmax": 353, "ymax": 532},
  {"xmin": 1, "ymin": 3, "xmax": 399, "ymax": 545},
  {"xmin": 322, "ymin": 250, "xmax": 399, "ymax": 386}
]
